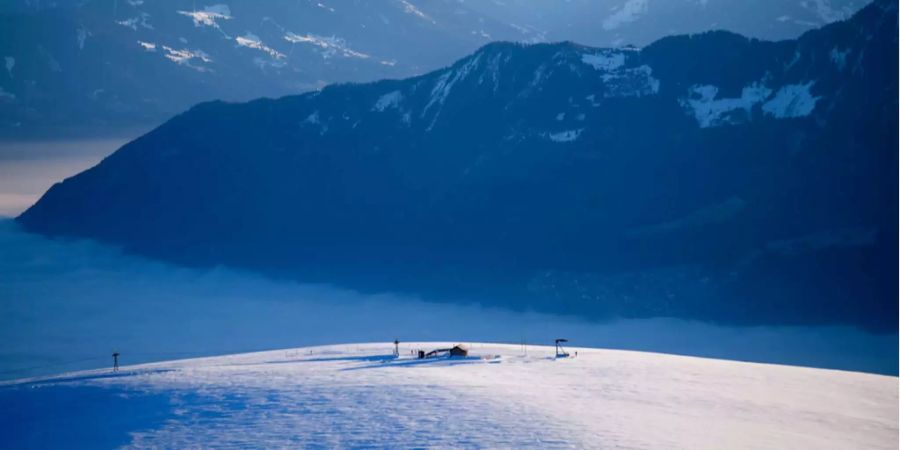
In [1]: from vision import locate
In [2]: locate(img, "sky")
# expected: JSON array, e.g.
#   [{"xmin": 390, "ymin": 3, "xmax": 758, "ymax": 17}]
[{"xmin": 0, "ymin": 134, "xmax": 140, "ymax": 217}]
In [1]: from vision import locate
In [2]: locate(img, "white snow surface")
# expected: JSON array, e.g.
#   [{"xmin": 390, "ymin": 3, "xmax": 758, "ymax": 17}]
[
  {"xmin": 284, "ymin": 32, "xmax": 369, "ymax": 59},
  {"xmin": 178, "ymin": 4, "xmax": 232, "ymax": 28},
  {"xmin": 236, "ymin": 33, "xmax": 285, "ymax": 59},
  {"xmin": 580, "ymin": 48, "xmax": 660, "ymax": 99},
  {"xmin": 547, "ymin": 129, "xmax": 583, "ymax": 142},
  {"xmin": 597, "ymin": 64, "xmax": 660, "ymax": 98},
  {"xmin": 762, "ymin": 82, "xmax": 820, "ymax": 118},
  {"xmin": 681, "ymin": 81, "xmax": 820, "ymax": 126},
  {"xmin": 680, "ymin": 83, "xmax": 772, "ymax": 128},
  {"xmin": 399, "ymin": 0, "xmax": 435, "ymax": 24},
  {"xmin": 422, "ymin": 52, "xmax": 483, "ymax": 129},
  {"xmin": 4, "ymin": 342, "xmax": 896, "ymax": 449},
  {"xmin": 581, "ymin": 51, "xmax": 625, "ymax": 71},
  {"xmin": 137, "ymin": 41, "xmax": 156, "ymax": 52},
  {"xmin": 161, "ymin": 46, "xmax": 213, "ymax": 71},
  {"xmin": 373, "ymin": 90, "xmax": 403, "ymax": 112}
]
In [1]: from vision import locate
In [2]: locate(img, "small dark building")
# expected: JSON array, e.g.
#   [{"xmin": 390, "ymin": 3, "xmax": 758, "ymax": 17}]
[
  {"xmin": 423, "ymin": 344, "xmax": 469, "ymax": 358},
  {"xmin": 449, "ymin": 344, "xmax": 468, "ymax": 357}
]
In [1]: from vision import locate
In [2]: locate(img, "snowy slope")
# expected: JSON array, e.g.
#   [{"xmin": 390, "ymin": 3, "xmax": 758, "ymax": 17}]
[{"xmin": 2, "ymin": 343, "xmax": 896, "ymax": 449}]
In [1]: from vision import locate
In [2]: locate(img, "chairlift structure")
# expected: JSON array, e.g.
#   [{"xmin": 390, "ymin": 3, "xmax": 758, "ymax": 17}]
[{"xmin": 555, "ymin": 339, "xmax": 570, "ymax": 358}]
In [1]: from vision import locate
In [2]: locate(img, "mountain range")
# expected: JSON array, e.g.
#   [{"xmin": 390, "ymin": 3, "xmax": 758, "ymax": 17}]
[
  {"xmin": 0, "ymin": 0, "xmax": 867, "ymax": 134},
  {"xmin": 17, "ymin": 0, "xmax": 898, "ymax": 331}
]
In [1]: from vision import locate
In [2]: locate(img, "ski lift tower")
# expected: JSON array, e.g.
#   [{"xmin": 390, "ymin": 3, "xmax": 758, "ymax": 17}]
[{"xmin": 555, "ymin": 339, "xmax": 570, "ymax": 358}]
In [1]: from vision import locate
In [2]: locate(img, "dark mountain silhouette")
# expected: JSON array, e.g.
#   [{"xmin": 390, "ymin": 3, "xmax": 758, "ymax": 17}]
[{"xmin": 19, "ymin": 0, "xmax": 898, "ymax": 331}]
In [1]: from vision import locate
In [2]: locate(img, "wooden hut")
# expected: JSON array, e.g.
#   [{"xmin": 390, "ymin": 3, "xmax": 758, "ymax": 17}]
[
  {"xmin": 449, "ymin": 344, "xmax": 468, "ymax": 357},
  {"xmin": 423, "ymin": 344, "xmax": 469, "ymax": 358}
]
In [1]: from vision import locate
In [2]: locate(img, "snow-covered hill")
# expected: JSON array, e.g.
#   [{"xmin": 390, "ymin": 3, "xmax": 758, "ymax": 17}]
[{"xmin": 2, "ymin": 342, "xmax": 896, "ymax": 448}]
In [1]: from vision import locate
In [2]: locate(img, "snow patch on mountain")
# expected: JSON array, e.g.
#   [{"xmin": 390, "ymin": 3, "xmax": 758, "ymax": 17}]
[
  {"xmin": 399, "ymin": 0, "xmax": 435, "ymax": 24},
  {"xmin": 76, "ymin": 27, "xmax": 90, "ymax": 50},
  {"xmin": 178, "ymin": 4, "xmax": 232, "ymax": 35},
  {"xmin": 4, "ymin": 57, "xmax": 13, "ymax": 79},
  {"xmin": 527, "ymin": 63, "xmax": 550, "ymax": 91},
  {"xmin": 681, "ymin": 81, "xmax": 818, "ymax": 126},
  {"xmin": 373, "ymin": 90, "xmax": 403, "ymax": 112},
  {"xmin": 547, "ymin": 129, "xmax": 583, "ymax": 142},
  {"xmin": 162, "ymin": 46, "xmax": 213, "ymax": 71},
  {"xmin": 603, "ymin": 0, "xmax": 649, "ymax": 31},
  {"xmin": 598, "ymin": 64, "xmax": 660, "ymax": 98},
  {"xmin": 303, "ymin": 110, "xmax": 330, "ymax": 134},
  {"xmin": 138, "ymin": 41, "xmax": 157, "ymax": 52},
  {"xmin": 830, "ymin": 47, "xmax": 850, "ymax": 70},
  {"xmin": 236, "ymin": 33, "xmax": 285, "ymax": 60},
  {"xmin": 476, "ymin": 51, "xmax": 505, "ymax": 92},
  {"xmin": 581, "ymin": 51, "xmax": 625, "ymax": 71},
  {"xmin": 680, "ymin": 83, "xmax": 772, "ymax": 128},
  {"xmin": 116, "ymin": 12, "xmax": 153, "ymax": 31},
  {"xmin": 762, "ymin": 82, "xmax": 819, "ymax": 118},
  {"xmin": 423, "ymin": 53, "xmax": 482, "ymax": 128},
  {"xmin": 315, "ymin": 2, "xmax": 335, "ymax": 13},
  {"xmin": 284, "ymin": 33, "xmax": 369, "ymax": 59}
]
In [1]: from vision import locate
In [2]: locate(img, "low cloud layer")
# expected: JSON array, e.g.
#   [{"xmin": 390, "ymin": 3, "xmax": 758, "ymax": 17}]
[{"xmin": 1, "ymin": 219, "xmax": 895, "ymax": 380}]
